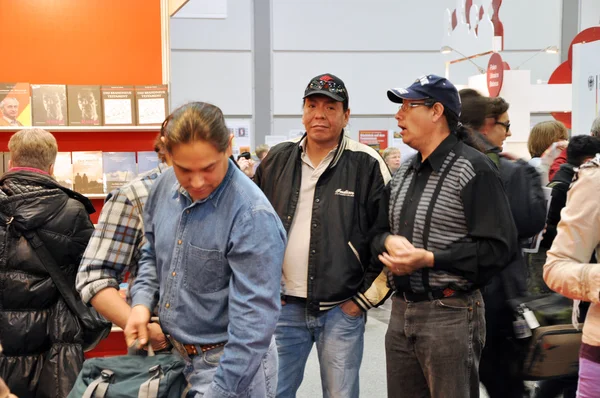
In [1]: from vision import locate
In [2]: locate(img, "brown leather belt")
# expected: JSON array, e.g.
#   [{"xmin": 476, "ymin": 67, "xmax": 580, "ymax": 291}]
[{"xmin": 182, "ymin": 342, "xmax": 226, "ymax": 356}]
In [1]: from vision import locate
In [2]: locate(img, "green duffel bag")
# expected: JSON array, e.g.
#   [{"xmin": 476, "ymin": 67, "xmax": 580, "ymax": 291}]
[{"xmin": 68, "ymin": 353, "xmax": 188, "ymax": 398}]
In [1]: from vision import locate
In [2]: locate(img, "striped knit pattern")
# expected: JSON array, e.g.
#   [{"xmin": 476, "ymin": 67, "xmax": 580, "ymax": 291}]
[{"xmin": 388, "ymin": 152, "xmax": 477, "ymax": 293}]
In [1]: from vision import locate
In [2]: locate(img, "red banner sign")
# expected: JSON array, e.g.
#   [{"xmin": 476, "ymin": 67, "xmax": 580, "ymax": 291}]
[
  {"xmin": 358, "ymin": 130, "xmax": 388, "ymax": 152},
  {"xmin": 487, "ymin": 53, "xmax": 504, "ymax": 97}
]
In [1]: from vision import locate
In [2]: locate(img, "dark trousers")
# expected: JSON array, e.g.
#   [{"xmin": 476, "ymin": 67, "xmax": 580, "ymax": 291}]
[
  {"xmin": 479, "ymin": 335, "xmax": 526, "ymax": 398},
  {"xmin": 385, "ymin": 290, "xmax": 485, "ymax": 398}
]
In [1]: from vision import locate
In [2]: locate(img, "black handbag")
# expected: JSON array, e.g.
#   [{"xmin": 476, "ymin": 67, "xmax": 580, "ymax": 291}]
[
  {"xmin": 501, "ymin": 266, "xmax": 581, "ymax": 379},
  {"xmin": 1, "ymin": 213, "xmax": 111, "ymax": 351}
]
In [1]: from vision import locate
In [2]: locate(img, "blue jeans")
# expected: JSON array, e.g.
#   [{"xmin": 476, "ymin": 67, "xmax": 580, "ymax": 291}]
[
  {"xmin": 183, "ymin": 337, "xmax": 278, "ymax": 397},
  {"xmin": 275, "ymin": 302, "xmax": 365, "ymax": 398},
  {"xmin": 385, "ymin": 290, "xmax": 485, "ymax": 398}
]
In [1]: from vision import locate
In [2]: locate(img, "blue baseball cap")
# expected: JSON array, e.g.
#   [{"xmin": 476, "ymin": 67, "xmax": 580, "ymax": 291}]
[{"xmin": 387, "ymin": 74, "xmax": 461, "ymax": 117}]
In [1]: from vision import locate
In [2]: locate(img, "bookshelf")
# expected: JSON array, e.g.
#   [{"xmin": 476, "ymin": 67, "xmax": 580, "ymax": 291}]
[{"xmin": 0, "ymin": 127, "xmax": 161, "ymax": 224}]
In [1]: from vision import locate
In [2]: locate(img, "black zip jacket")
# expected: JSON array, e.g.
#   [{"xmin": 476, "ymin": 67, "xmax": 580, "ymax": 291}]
[
  {"xmin": 254, "ymin": 132, "xmax": 391, "ymax": 312},
  {"xmin": 0, "ymin": 170, "xmax": 95, "ymax": 397}
]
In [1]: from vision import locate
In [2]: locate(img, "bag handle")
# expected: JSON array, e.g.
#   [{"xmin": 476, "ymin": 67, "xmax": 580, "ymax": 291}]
[
  {"xmin": 0, "ymin": 213, "xmax": 92, "ymax": 323},
  {"xmin": 82, "ymin": 369, "xmax": 114, "ymax": 398},
  {"xmin": 138, "ymin": 365, "xmax": 162, "ymax": 398}
]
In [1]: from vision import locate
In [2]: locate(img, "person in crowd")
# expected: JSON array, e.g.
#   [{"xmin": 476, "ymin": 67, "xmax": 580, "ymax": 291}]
[
  {"xmin": 254, "ymin": 73, "xmax": 391, "ymax": 398},
  {"xmin": 459, "ymin": 90, "xmax": 547, "ymax": 397},
  {"xmin": 236, "ymin": 151, "xmax": 255, "ymax": 178},
  {"xmin": 548, "ymin": 115, "xmax": 600, "ymax": 181},
  {"xmin": 373, "ymin": 74, "xmax": 518, "ymax": 398},
  {"xmin": 0, "ymin": 128, "xmax": 95, "ymax": 397},
  {"xmin": 527, "ymin": 120, "xmax": 569, "ymax": 184},
  {"xmin": 124, "ymin": 102, "xmax": 286, "ymax": 397},
  {"xmin": 253, "ymin": 143, "xmax": 270, "ymax": 173},
  {"xmin": 544, "ymin": 154, "xmax": 600, "ymax": 396},
  {"xmin": 529, "ymin": 135, "xmax": 600, "ymax": 293},
  {"xmin": 531, "ymin": 136, "xmax": 600, "ymax": 398},
  {"xmin": 382, "ymin": 147, "xmax": 401, "ymax": 174},
  {"xmin": 77, "ymin": 121, "xmax": 173, "ymax": 353},
  {"xmin": 0, "ymin": 98, "xmax": 23, "ymax": 127},
  {"xmin": 255, "ymin": 144, "xmax": 270, "ymax": 162}
]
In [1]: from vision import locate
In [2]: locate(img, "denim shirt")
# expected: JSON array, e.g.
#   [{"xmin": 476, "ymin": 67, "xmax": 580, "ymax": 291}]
[{"xmin": 131, "ymin": 159, "xmax": 286, "ymax": 397}]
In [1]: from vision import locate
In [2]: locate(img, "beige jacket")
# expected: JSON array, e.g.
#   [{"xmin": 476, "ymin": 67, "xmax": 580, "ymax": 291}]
[{"xmin": 544, "ymin": 157, "xmax": 600, "ymax": 346}]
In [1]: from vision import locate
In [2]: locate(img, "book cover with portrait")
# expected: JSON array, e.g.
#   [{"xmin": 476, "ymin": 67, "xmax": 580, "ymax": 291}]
[
  {"xmin": 31, "ymin": 84, "xmax": 67, "ymax": 126},
  {"xmin": 103, "ymin": 151, "xmax": 136, "ymax": 192},
  {"xmin": 135, "ymin": 85, "xmax": 169, "ymax": 125},
  {"xmin": 67, "ymin": 85, "xmax": 102, "ymax": 126},
  {"xmin": 0, "ymin": 82, "xmax": 32, "ymax": 127},
  {"xmin": 72, "ymin": 151, "xmax": 104, "ymax": 194},
  {"xmin": 101, "ymin": 86, "xmax": 135, "ymax": 126}
]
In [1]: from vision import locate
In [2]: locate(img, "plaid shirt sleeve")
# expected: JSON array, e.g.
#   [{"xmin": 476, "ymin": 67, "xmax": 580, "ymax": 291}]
[{"xmin": 76, "ymin": 183, "xmax": 148, "ymax": 304}]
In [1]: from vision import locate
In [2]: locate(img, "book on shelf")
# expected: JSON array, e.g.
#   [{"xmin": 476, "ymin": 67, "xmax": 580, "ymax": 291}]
[
  {"xmin": 0, "ymin": 82, "xmax": 32, "ymax": 127},
  {"xmin": 67, "ymin": 85, "xmax": 102, "ymax": 126},
  {"xmin": 101, "ymin": 86, "xmax": 135, "ymax": 126},
  {"xmin": 72, "ymin": 151, "xmax": 104, "ymax": 194},
  {"xmin": 31, "ymin": 84, "xmax": 68, "ymax": 126},
  {"xmin": 135, "ymin": 85, "xmax": 168, "ymax": 126},
  {"xmin": 103, "ymin": 152, "xmax": 136, "ymax": 192},
  {"xmin": 137, "ymin": 151, "xmax": 160, "ymax": 175},
  {"xmin": 53, "ymin": 152, "xmax": 73, "ymax": 189}
]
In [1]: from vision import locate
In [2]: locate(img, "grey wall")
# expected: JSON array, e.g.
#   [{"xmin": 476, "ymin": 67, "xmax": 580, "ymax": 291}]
[{"xmin": 170, "ymin": 0, "xmax": 570, "ymax": 146}]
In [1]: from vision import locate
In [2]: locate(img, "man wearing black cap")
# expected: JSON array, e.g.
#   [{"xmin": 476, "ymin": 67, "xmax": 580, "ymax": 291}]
[
  {"xmin": 255, "ymin": 73, "xmax": 391, "ymax": 397},
  {"xmin": 371, "ymin": 74, "xmax": 518, "ymax": 397}
]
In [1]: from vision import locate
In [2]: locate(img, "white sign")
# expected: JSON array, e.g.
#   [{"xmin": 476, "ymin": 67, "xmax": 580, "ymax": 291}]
[
  {"xmin": 265, "ymin": 135, "xmax": 288, "ymax": 147},
  {"xmin": 572, "ymin": 41, "xmax": 600, "ymax": 136},
  {"xmin": 226, "ymin": 120, "xmax": 252, "ymax": 157}
]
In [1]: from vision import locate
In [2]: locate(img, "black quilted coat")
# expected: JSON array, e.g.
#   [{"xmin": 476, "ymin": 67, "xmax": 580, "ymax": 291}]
[{"xmin": 0, "ymin": 170, "xmax": 95, "ymax": 397}]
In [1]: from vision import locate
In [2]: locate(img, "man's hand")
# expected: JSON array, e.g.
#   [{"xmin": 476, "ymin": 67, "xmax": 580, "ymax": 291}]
[
  {"xmin": 147, "ymin": 322, "xmax": 169, "ymax": 351},
  {"xmin": 384, "ymin": 235, "xmax": 414, "ymax": 257},
  {"xmin": 379, "ymin": 249, "xmax": 434, "ymax": 276},
  {"xmin": 237, "ymin": 158, "xmax": 255, "ymax": 178},
  {"xmin": 124, "ymin": 305, "xmax": 151, "ymax": 349},
  {"xmin": 340, "ymin": 300, "xmax": 363, "ymax": 317}
]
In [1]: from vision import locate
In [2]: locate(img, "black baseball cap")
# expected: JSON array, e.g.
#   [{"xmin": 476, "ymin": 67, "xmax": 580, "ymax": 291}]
[
  {"xmin": 303, "ymin": 73, "xmax": 348, "ymax": 102},
  {"xmin": 387, "ymin": 74, "xmax": 461, "ymax": 117}
]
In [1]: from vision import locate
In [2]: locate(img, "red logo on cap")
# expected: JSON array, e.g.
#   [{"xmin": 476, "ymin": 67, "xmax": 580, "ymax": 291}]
[{"xmin": 320, "ymin": 75, "xmax": 333, "ymax": 82}]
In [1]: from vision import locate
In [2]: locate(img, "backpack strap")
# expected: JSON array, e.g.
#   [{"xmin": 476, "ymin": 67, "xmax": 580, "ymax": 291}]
[
  {"xmin": 82, "ymin": 369, "xmax": 114, "ymax": 398},
  {"xmin": 138, "ymin": 365, "xmax": 163, "ymax": 398}
]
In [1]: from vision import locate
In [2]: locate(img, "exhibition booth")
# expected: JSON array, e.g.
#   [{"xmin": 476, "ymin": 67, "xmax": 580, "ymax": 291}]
[{"xmin": 1, "ymin": 0, "xmax": 600, "ymax": 361}]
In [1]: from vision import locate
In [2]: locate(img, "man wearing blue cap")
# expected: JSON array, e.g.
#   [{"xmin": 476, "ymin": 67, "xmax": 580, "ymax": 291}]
[{"xmin": 371, "ymin": 74, "xmax": 518, "ymax": 397}]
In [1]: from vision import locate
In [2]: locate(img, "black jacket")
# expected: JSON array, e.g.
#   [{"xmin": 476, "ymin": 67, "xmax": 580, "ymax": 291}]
[
  {"xmin": 254, "ymin": 133, "xmax": 391, "ymax": 312},
  {"xmin": 0, "ymin": 170, "xmax": 95, "ymax": 398},
  {"xmin": 473, "ymin": 134, "xmax": 547, "ymax": 336},
  {"xmin": 541, "ymin": 162, "xmax": 575, "ymax": 249}
]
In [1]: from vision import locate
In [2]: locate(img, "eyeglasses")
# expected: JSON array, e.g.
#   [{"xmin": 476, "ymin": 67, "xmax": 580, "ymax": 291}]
[
  {"xmin": 308, "ymin": 79, "xmax": 347, "ymax": 95},
  {"xmin": 398, "ymin": 100, "xmax": 435, "ymax": 112},
  {"xmin": 495, "ymin": 120, "xmax": 511, "ymax": 132}
]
